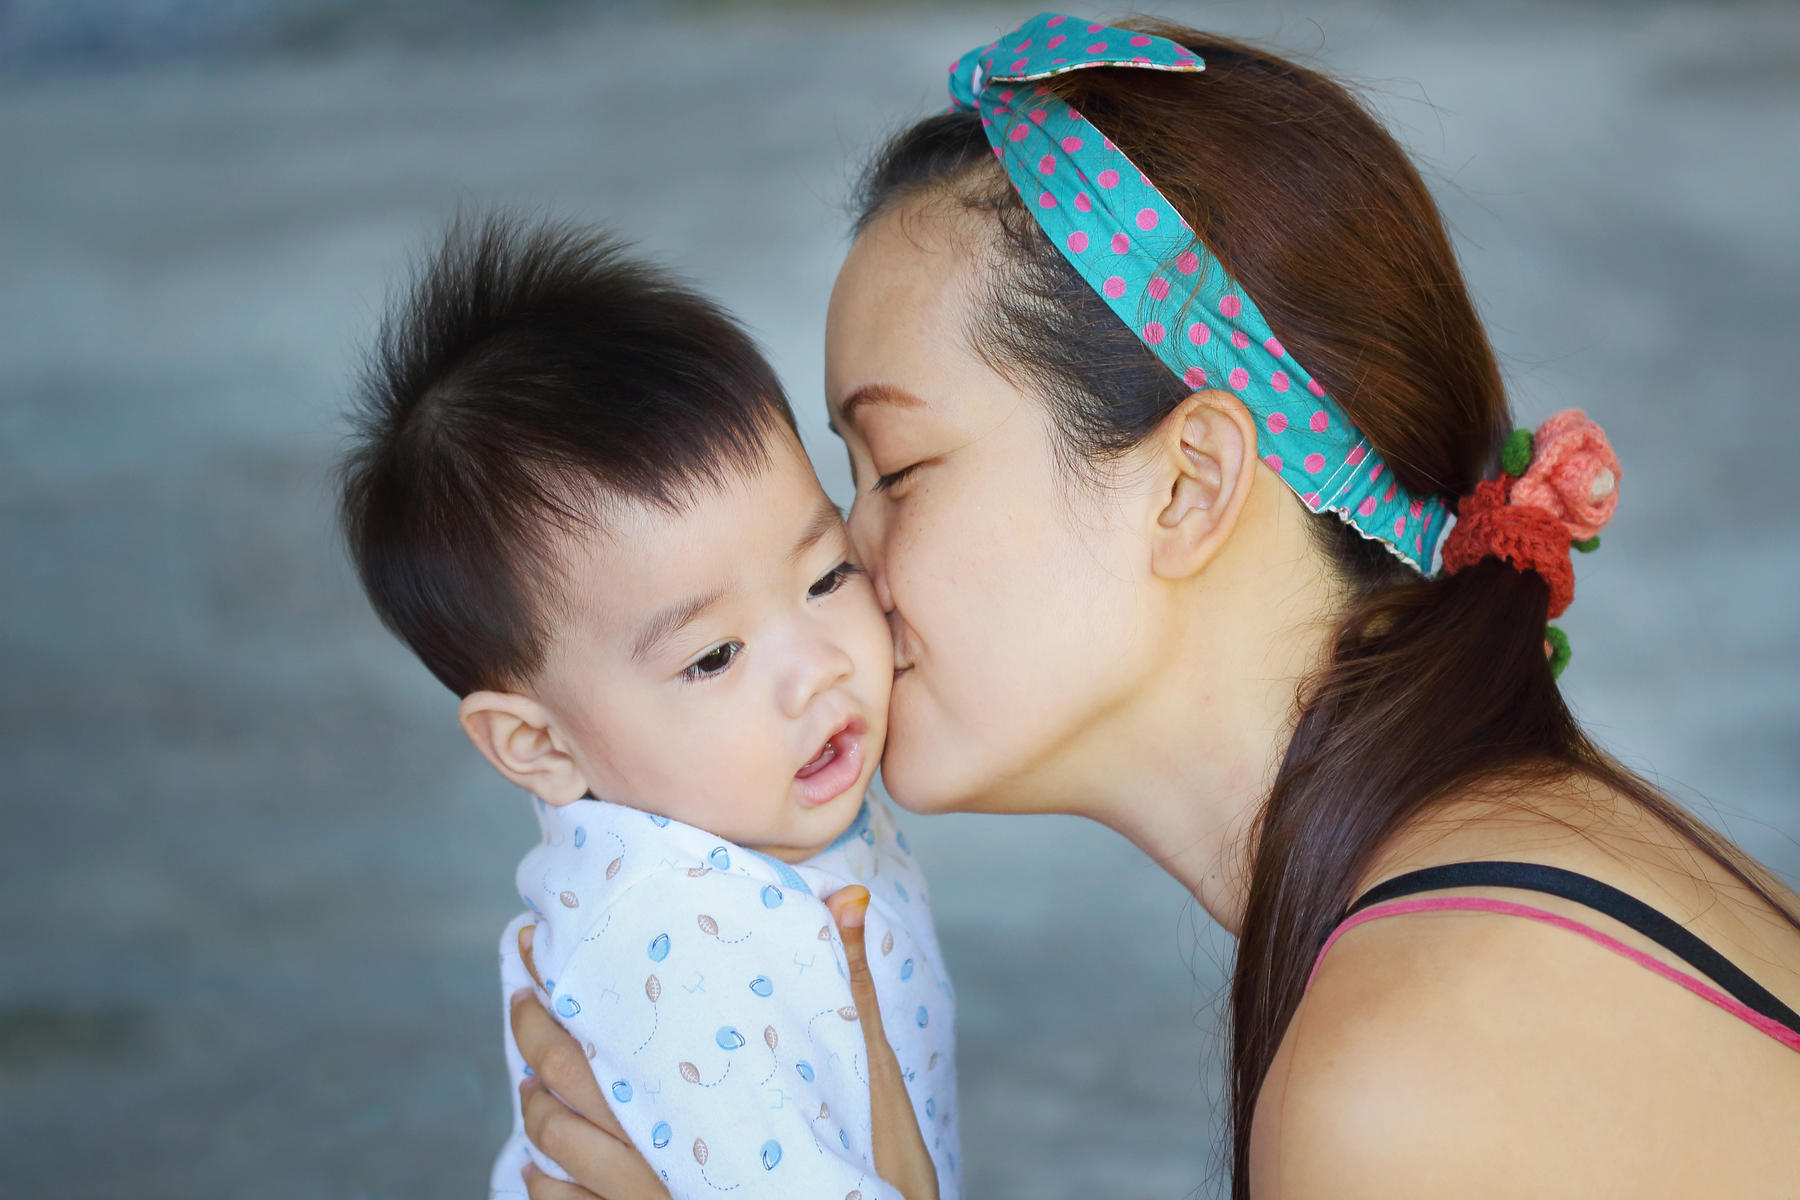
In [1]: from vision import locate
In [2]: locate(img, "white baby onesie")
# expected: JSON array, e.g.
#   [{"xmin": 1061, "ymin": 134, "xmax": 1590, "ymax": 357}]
[{"xmin": 489, "ymin": 796, "xmax": 960, "ymax": 1200}]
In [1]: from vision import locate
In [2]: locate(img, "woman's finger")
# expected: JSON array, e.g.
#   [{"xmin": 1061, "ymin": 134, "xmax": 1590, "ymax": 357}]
[
  {"xmin": 825, "ymin": 886, "xmax": 939, "ymax": 1200},
  {"xmin": 521, "ymin": 1079, "xmax": 671, "ymax": 1200},
  {"xmin": 520, "ymin": 920, "xmax": 542, "ymax": 989},
  {"xmin": 510, "ymin": 988, "xmax": 618, "ymax": 1131},
  {"xmin": 522, "ymin": 1161, "xmax": 604, "ymax": 1200}
]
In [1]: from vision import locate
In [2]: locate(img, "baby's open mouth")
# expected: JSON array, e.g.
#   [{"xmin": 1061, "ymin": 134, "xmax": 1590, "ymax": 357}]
[
  {"xmin": 793, "ymin": 717, "xmax": 866, "ymax": 806},
  {"xmin": 796, "ymin": 735, "xmax": 840, "ymax": 778}
]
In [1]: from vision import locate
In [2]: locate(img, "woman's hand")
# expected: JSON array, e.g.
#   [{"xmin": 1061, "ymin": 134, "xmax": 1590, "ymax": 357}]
[
  {"xmin": 510, "ymin": 928, "xmax": 668, "ymax": 1200},
  {"xmin": 511, "ymin": 886, "xmax": 938, "ymax": 1200}
]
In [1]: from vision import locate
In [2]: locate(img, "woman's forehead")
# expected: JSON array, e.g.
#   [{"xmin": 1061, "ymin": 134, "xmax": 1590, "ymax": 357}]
[{"xmin": 826, "ymin": 204, "xmax": 991, "ymax": 417}]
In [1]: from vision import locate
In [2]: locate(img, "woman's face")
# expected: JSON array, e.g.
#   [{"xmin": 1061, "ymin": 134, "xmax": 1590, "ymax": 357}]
[{"xmin": 824, "ymin": 200, "xmax": 1160, "ymax": 816}]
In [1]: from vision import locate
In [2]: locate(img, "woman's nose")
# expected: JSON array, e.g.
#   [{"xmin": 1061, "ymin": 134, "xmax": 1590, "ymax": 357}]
[{"xmin": 845, "ymin": 501, "xmax": 895, "ymax": 613}]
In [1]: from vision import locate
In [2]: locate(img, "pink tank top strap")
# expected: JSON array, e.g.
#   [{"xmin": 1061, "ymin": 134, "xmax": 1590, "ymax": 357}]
[{"xmin": 1306, "ymin": 861, "xmax": 1800, "ymax": 1055}]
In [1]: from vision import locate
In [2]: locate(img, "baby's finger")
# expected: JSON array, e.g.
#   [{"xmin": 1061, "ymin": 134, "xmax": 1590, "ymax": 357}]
[
  {"xmin": 510, "ymin": 991, "xmax": 615, "ymax": 1132},
  {"xmin": 521, "ymin": 1081, "xmax": 670, "ymax": 1200}
]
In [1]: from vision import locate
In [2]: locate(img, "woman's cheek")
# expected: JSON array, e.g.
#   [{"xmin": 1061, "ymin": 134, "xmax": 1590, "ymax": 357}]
[{"xmin": 880, "ymin": 497, "xmax": 1053, "ymax": 808}]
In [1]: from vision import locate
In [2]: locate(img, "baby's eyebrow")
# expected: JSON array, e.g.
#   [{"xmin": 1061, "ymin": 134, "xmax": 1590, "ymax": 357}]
[
  {"xmin": 788, "ymin": 497, "xmax": 846, "ymax": 565},
  {"xmin": 631, "ymin": 584, "xmax": 730, "ymax": 665}
]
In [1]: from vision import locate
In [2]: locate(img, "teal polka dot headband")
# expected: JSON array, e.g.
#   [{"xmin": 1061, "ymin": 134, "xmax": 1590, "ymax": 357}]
[{"xmin": 948, "ymin": 13, "xmax": 1456, "ymax": 575}]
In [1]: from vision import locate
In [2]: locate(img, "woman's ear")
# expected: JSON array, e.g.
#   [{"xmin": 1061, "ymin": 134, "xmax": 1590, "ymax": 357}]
[
  {"xmin": 1147, "ymin": 389, "xmax": 1257, "ymax": 581},
  {"xmin": 458, "ymin": 690, "xmax": 590, "ymax": 806}
]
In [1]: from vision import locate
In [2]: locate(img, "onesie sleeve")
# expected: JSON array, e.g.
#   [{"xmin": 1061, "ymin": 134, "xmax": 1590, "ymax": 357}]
[{"xmin": 547, "ymin": 867, "xmax": 904, "ymax": 1200}]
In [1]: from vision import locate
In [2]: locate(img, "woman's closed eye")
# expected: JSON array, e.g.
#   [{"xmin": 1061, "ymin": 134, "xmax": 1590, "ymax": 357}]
[
  {"xmin": 872, "ymin": 463, "xmax": 922, "ymax": 494},
  {"xmin": 809, "ymin": 560, "xmax": 865, "ymax": 599},
  {"xmin": 680, "ymin": 640, "xmax": 742, "ymax": 682}
]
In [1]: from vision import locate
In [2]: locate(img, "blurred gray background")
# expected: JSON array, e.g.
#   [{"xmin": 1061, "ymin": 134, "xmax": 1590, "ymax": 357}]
[{"xmin": 3, "ymin": 1, "xmax": 1796, "ymax": 1196}]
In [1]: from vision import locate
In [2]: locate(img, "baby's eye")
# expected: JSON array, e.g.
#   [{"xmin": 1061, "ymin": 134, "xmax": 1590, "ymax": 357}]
[
  {"xmin": 808, "ymin": 561, "xmax": 863, "ymax": 599},
  {"xmin": 681, "ymin": 641, "xmax": 741, "ymax": 682}
]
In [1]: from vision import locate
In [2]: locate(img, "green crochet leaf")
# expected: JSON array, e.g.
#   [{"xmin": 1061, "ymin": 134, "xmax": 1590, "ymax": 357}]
[
  {"xmin": 1572, "ymin": 535, "xmax": 1601, "ymax": 553},
  {"xmin": 1501, "ymin": 428, "xmax": 1534, "ymax": 477},
  {"xmin": 1545, "ymin": 624, "xmax": 1572, "ymax": 679}
]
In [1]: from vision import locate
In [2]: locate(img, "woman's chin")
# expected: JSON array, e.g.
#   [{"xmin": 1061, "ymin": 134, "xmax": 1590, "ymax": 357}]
[{"xmin": 876, "ymin": 748, "xmax": 973, "ymax": 816}]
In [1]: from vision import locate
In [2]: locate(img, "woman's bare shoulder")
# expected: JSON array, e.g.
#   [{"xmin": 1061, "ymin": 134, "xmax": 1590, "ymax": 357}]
[{"xmin": 1248, "ymin": 849, "xmax": 1800, "ymax": 1199}]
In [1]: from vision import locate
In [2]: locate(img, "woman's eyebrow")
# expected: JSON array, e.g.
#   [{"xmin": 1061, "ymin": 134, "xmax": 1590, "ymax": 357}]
[{"xmin": 828, "ymin": 382, "xmax": 924, "ymax": 435}]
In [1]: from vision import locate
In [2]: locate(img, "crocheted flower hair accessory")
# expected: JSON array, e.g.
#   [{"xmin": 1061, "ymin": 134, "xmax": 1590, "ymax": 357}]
[{"xmin": 1440, "ymin": 409, "xmax": 1622, "ymax": 677}]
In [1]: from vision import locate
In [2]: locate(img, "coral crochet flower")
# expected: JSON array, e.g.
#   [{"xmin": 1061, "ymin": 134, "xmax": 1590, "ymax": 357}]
[{"xmin": 1511, "ymin": 409, "xmax": 1621, "ymax": 541}]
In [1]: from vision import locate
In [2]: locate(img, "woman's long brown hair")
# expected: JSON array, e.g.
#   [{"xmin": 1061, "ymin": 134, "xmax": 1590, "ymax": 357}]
[{"xmin": 855, "ymin": 21, "xmax": 1799, "ymax": 1196}]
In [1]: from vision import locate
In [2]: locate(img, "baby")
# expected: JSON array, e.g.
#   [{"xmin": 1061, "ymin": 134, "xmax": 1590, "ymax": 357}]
[{"xmin": 337, "ymin": 214, "xmax": 958, "ymax": 1199}]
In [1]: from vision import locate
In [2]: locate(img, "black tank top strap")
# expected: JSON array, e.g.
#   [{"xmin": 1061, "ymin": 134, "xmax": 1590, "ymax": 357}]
[{"xmin": 1343, "ymin": 860, "xmax": 1800, "ymax": 1036}]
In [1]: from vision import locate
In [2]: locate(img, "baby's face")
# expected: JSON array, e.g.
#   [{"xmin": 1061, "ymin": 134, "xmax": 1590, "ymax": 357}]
[{"xmin": 531, "ymin": 431, "xmax": 892, "ymax": 861}]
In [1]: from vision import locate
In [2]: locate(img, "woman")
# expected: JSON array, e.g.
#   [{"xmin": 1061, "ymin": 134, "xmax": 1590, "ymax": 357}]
[{"xmin": 511, "ymin": 16, "xmax": 1800, "ymax": 1198}]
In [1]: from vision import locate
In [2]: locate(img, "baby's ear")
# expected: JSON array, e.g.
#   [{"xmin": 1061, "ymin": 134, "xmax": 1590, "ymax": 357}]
[{"xmin": 458, "ymin": 691, "xmax": 589, "ymax": 806}]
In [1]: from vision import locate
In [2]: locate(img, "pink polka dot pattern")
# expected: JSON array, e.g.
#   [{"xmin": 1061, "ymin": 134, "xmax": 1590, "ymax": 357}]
[{"xmin": 946, "ymin": 12, "xmax": 1453, "ymax": 574}]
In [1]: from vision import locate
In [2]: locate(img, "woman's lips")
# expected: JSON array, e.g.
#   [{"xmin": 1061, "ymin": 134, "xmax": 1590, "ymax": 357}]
[{"xmin": 794, "ymin": 719, "xmax": 866, "ymax": 808}]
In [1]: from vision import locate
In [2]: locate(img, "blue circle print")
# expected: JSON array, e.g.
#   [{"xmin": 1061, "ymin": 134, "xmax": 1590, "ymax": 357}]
[
  {"xmin": 896, "ymin": 828, "xmax": 911, "ymax": 853},
  {"xmin": 611, "ymin": 1079, "xmax": 632, "ymax": 1103},
  {"xmin": 926, "ymin": 1098, "xmax": 936, "ymax": 1119},
  {"xmin": 555, "ymin": 994, "xmax": 581, "ymax": 1018},
  {"xmin": 708, "ymin": 846, "xmax": 731, "ymax": 870},
  {"xmin": 839, "ymin": 1129, "xmax": 850, "ymax": 1149},
  {"xmin": 749, "ymin": 975, "xmax": 773, "ymax": 998},
  {"xmin": 648, "ymin": 933, "xmax": 670, "ymax": 962},
  {"xmin": 795, "ymin": 1061, "xmax": 814, "ymax": 1083},
  {"xmin": 915, "ymin": 1006, "xmax": 928, "ymax": 1028},
  {"xmin": 760, "ymin": 1139, "xmax": 782, "ymax": 1171},
  {"xmin": 760, "ymin": 885, "xmax": 784, "ymax": 909},
  {"xmin": 716, "ymin": 1026, "xmax": 745, "ymax": 1051},
  {"xmin": 573, "ymin": 826, "xmax": 586, "ymax": 849},
  {"xmin": 648, "ymin": 813, "xmax": 669, "ymax": 827},
  {"xmin": 894, "ymin": 881, "xmax": 909, "ymax": 902},
  {"xmin": 651, "ymin": 1121, "xmax": 671, "ymax": 1149},
  {"xmin": 900, "ymin": 958, "xmax": 914, "ymax": 981}
]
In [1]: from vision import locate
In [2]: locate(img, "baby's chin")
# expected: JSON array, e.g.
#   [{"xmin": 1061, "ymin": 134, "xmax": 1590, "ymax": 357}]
[{"xmin": 747, "ymin": 785, "xmax": 871, "ymax": 863}]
